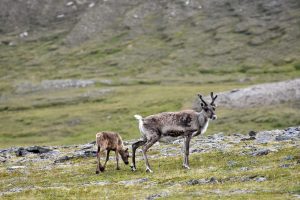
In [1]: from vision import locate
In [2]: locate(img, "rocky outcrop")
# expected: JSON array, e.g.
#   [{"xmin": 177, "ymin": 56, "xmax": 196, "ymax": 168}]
[
  {"xmin": 194, "ymin": 79, "xmax": 300, "ymax": 109},
  {"xmin": 0, "ymin": 126, "xmax": 299, "ymax": 166}
]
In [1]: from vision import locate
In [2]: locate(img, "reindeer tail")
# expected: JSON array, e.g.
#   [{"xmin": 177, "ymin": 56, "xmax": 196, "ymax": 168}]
[
  {"xmin": 134, "ymin": 114, "xmax": 145, "ymax": 136},
  {"xmin": 134, "ymin": 115, "xmax": 142, "ymax": 120}
]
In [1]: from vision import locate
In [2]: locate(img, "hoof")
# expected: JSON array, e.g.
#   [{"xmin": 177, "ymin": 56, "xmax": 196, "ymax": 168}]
[
  {"xmin": 130, "ymin": 165, "xmax": 136, "ymax": 172},
  {"xmin": 182, "ymin": 165, "xmax": 190, "ymax": 170},
  {"xmin": 116, "ymin": 167, "xmax": 120, "ymax": 170},
  {"xmin": 96, "ymin": 171, "xmax": 100, "ymax": 174},
  {"xmin": 100, "ymin": 166, "xmax": 105, "ymax": 172},
  {"xmin": 146, "ymin": 168, "xmax": 153, "ymax": 173}
]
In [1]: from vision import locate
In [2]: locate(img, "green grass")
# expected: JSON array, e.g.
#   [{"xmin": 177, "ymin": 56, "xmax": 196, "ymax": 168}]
[
  {"xmin": 1, "ymin": 83, "xmax": 299, "ymax": 147},
  {"xmin": 1, "ymin": 146, "xmax": 299, "ymax": 199},
  {"xmin": 0, "ymin": 29, "xmax": 300, "ymax": 147}
]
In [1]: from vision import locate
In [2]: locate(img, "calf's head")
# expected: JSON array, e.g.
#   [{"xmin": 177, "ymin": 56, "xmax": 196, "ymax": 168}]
[
  {"xmin": 198, "ymin": 92, "xmax": 218, "ymax": 120},
  {"xmin": 119, "ymin": 148, "xmax": 130, "ymax": 165}
]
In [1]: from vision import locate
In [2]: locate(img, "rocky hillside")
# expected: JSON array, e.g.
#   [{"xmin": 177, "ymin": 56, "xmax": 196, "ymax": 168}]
[
  {"xmin": 194, "ymin": 78, "xmax": 300, "ymax": 109},
  {"xmin": 1, "ymin": 0, "xmax": 300, "ymax": 68}
]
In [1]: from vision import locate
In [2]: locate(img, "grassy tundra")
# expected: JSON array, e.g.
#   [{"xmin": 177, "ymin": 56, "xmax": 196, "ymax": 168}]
[{"xmin": 0, "ymin": 17, "xmax": 300, "ymax": 200}]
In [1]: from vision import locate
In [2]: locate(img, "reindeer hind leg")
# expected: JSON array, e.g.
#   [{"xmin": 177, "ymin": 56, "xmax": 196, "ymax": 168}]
[
  {"xmin": 96, "ymin": 146, "xmax": 103, "ymax": 174},
  {"xmin": 142, "ymin": 133, "xmax": 160, "ymax": 173},
  {"xmin": 131, "ymin": 139, "xmax": 147, "ymax": 171}
]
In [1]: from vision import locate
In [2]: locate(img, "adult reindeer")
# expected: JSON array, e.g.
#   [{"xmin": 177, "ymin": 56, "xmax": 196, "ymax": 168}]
[{"xmin": 131, "ymin": 92, "xmax": 218, "ymax": 172}]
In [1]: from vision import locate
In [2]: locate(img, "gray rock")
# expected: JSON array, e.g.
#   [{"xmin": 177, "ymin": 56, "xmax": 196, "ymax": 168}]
[
  {"xmin": 15, "ymin": 147, "xmax": 27, "ymax": 157},
  {"xmin": 146, "ymin": 192, "xmax": 168, "ymax": 200},
  {"xmin": 74, "ymin": 150, "xmax": 96, "ymax": 158},
  {"xmin": 227, "ymin": 160, "xmax": 238, "ymax": 167},
  {"xmin": 16, "ymin": 79, "xmax": 95, "ymax": 94},
  {"xmin": 251, "ymin": 149, "xmax": 270, "ymax": 156},
  {"xmin": 26, "ymin": 146, "xmax": 51, "ymax": 154},
  {"xmin": 7, "ymin": 166, "xmax": 26, "ymax": 170},
  {"xmin": 276, "ymin": 135, "xmax": 292, "ymax": 141},
  {"xmin": 186, "ymin": 179, "xmax": 206, "ymax": 185},
  {"xmin": 80, "ymin": 143, "xmax": 94, "ymax": 150},
  {"xmin": 82, "ymin": 181, "xmax": 110, "ymax": 186},
  {"xmin": 241, "ymin": 136, "xmax": 256, "ymax": 141},
  {"xmin": 209, "ymin": 177, "xmax": 218, "ymax": 183},
  {"xmin": 54, "ymin": 155, "xmax": 74, "ymax": 163},
  {"xmin": 255, "ymin": 177, "xmax": 267, "ymax": 182},
  {"xmin": 282, "ymin": 155, "xmax": 294, "ymax": 161},
  {"xmin": 0, "ymin": 156, "xmax": 7, "ymax": 163},
  {"xmin": 194, "ymin": 79, "xmax": 300, "ymax": 109},
  {"xmin": 186, "ymin": 177, "xmax": 218, "ymax": 185},
  {"xmin": 118, "ymin": 178, "xmax": 148, "ymax": 186},
  {"xmin": 248, "ymin": 131, "xmax": 257, "ymax": 137},
  {"xmin": 280, "ymin": 164, "xmax": 292, "ymax": 168},
  {"xmin": 240, "ymin": 167, "xmax": 249, "ymax": 171}
]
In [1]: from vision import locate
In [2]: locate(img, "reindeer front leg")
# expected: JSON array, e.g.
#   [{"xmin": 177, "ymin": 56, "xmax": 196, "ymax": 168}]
[
  {"xmin": 115, "ymin": 150, "xmax": 120, "ymax": 170},
  {"xmin": 183, "ymin": 135, "xmax": 191, "ymax": 169},
  {"xmin": 103, "ymin": 150, "xmax": 110, "ymax": 169},
  {"xmin": 96, "ymin": 146, "xmax": 104, "ymax": 174}
]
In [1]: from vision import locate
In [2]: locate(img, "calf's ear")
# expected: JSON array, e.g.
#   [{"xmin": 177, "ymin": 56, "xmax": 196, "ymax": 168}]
[{"xmin": 125, "ymin": 148, "xmax": 128, "ymax": 151}]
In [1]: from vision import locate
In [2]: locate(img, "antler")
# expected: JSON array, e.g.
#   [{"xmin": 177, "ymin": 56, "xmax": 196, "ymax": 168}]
[
  {"xmin": 210, "ymin": 92, "xmax": 218, "ymax": 106},
  {"xmin": 198, "ymin": 94, "xmax": 208, "ymax": 106}
]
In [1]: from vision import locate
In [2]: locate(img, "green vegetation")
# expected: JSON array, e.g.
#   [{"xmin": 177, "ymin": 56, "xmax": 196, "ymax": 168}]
[
  {"xmin": 1, "ymin": 145, "xmax": 299, "ymax": 199},
  {"xmin": 0, "ymin": 32, "xmax": 300, "ymax": 147}
]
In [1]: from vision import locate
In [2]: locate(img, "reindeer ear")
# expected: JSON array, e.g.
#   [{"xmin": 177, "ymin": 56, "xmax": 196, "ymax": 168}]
[{"xmin": 125, "ymin": 148, "xmax": 128, "ymax": 151}]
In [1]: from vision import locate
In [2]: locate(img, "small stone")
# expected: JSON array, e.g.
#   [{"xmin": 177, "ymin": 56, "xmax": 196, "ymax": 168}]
[
  {"xmin": 89, "ymin": 2, "xmax": 95, "ymax": 8},
  {"xmin": 275, "ymin": 135, "xmax": 292, "ymax": 141},
  {"xmin": 7, "ymin": 166, "xmax": 26, "ymax": 170},
  {"xmin": 54, "ymin": 155, "xmax": 73, "ymax": 163},
  {"xmin": 255, "ymin": 177, "xmax": 267, "ymax": 182},
  {"xmin": 186, "ymin": 179, "xmax": 200, "ymax": 185},
  {"xmin": 15, "ymin": 147, "xmax": 27, "ymax": 157},
  {"xmin": 57, "ymin": 14, "xmax": 65, "ymax": 19},
  {"xmin": 209, "ymin": 177, "xmax": 218, "ymax": 183},
  {"xmin": 248, "ymin": 131, "xmax": 257, "ymax": 137},
  {"xmin": 227, "ymin": 160, "xmax": 238, "ymax": 167},
  {"xmin": 280, "ymin": 164, "xmax": 292, "ymax": 168},
  {"xmin": 19, "ymin": 31, "xmax": 28, "ymax": 38},
  {"xmin": 66, "ymin": 1, "xmax": 74, "ymax": 6},
  {"xmin": 0, "ymin": 156, "xmax": 6, "ymax": 163},
  {"xmin": 240, "ymin": 167, "xmax": 249, "ymax": 171},
  {"xmin": 282, "ymin": 155, "xmax": 294, "ymax": 161},
  {"xmin": 80, "ymin": 143, "xmax": 94, "ymax": 150},
  {"xmin": 251, "ymin": 149, "xmax": 270, "ymax": 156},
  {"xmin": 118, "ymin": 178, "xmax": 148, "ymax": 186}
]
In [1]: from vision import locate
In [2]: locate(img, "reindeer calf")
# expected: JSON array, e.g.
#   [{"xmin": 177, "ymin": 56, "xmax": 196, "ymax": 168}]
[{"xmin": 95, "ymin": 131, "xmax": 129, "ymax": 174}]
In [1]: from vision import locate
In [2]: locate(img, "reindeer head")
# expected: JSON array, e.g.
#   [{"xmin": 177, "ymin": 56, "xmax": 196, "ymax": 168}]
[
  {"xmin": 198, "ymin": 92, "xmax": 218, "ymax": 120},
  {"xmin": 120, "ymin": 148, "xmax": 130, "ymax": 165}
]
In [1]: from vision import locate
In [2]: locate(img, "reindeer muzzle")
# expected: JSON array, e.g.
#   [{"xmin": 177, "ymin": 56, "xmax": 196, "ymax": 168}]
[{"xmin": 211, "ymin": 115, "xmax": 217, "ymax": 120}]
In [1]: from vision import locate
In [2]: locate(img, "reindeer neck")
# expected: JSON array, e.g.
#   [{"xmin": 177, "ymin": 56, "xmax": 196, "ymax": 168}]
[
  {"xmin": 197, "ymin": 110, "xmax": 209, "ymax": 131},
  {"xmin": 198, "ymin": 110, "xmax": 209, "ymax": 121}
]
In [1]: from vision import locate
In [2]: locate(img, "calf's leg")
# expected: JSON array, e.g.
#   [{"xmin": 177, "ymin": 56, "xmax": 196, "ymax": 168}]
[{"xmin": 96, "ymin": 146, "xmax": 104, "ymax": 174}]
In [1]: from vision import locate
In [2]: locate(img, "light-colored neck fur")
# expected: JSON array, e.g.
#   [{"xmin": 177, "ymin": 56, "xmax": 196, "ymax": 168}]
[{"xmin": 198, "ymin": 110, "xmax": 209, "ymax": 134}]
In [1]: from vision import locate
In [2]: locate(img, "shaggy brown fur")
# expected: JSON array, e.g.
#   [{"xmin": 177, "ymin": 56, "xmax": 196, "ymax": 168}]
[{"xmin": 95, "ymin": 131, "xmax": 129, "ymax": 174}]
